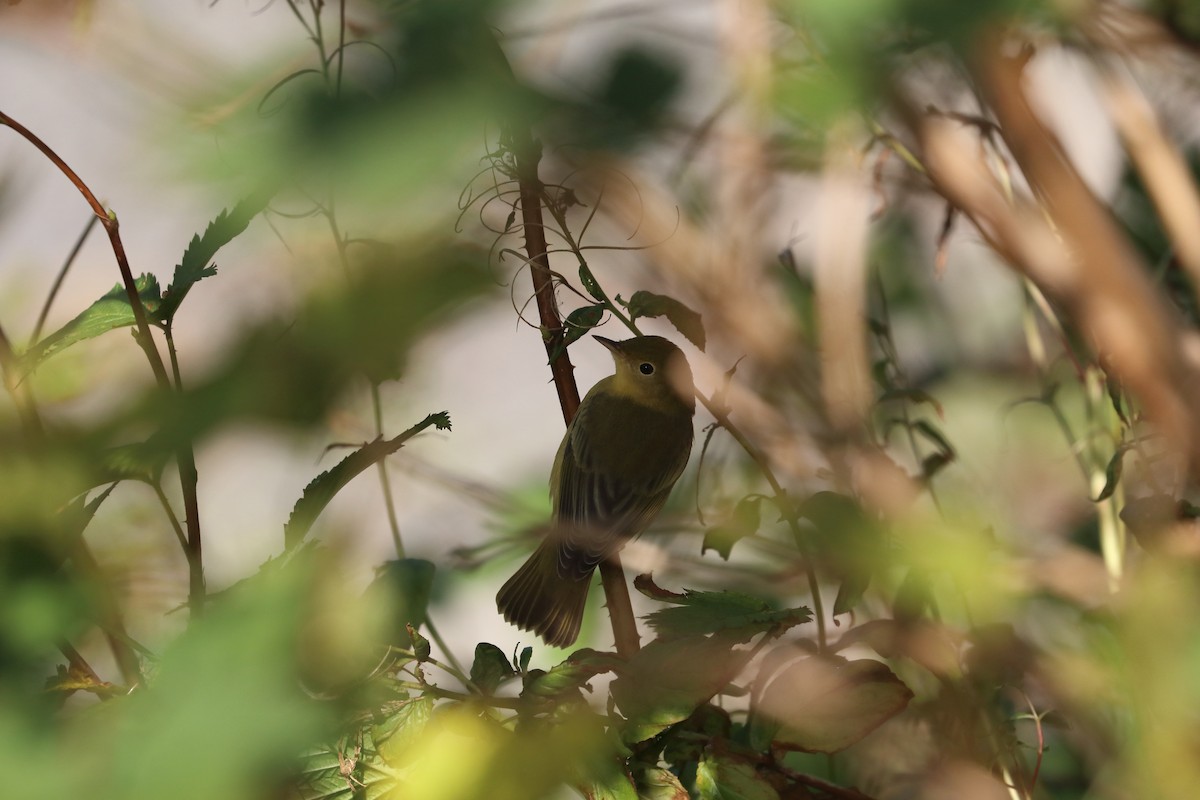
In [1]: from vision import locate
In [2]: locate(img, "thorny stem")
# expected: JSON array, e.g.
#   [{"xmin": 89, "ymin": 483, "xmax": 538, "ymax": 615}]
[
  {"xmin": 0, "ymin": 109, "xmax": 207, "ymax": 615},
  {"xmin": 509, "ymin": 126, "xmax": 642, "ymax": 658},
  {"xmin": 539, "ymin": 178, "xmax": 830, "ymax": 651}
]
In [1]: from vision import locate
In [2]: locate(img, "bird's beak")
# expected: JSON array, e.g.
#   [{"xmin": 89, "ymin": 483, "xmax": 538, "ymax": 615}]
[{"xmin": 593, "ymin": 336, "xmax": 622, "ymax": 356}]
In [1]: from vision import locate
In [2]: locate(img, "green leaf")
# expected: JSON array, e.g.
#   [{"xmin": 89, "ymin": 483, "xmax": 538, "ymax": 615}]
[
  {"xmin": 521, "ymin": 648, "xmax": 623, "ymax": 700},
  {"xmin": 579, "ymin": 264, "xmax": 606, "ymax": 302},
  {"xmin": 284, "ymin": 412, "xmax": 451, "ymax": 548},
  {"xmin": 702, "ymin": 496, "xmax": 763, "ymax": 560},
  {"xmin": 627, "ymin": 290, "xmax": 706, "ymax": 351},
  {"xmin": 364, "ymin": 559, "xmax": 436, "ymax": 649},
  {"xmin": 640, "ymin": 586, "xmax": 811, "ymax": 640},
  {"xmin": 759, "ymin": 656, "xmax": 913, "ymax": 754},
  {"xmin": 470, "ymin": 642, "xmax": 516, "ymax": 694},
  {"xmin": 22, "ymin": 274, "xmax": 162, "ymax": 371},
  {"xmin": 549, "ymin": 304, "xmax": 606, "ymax": 363},
  {"xmin": 157, "ymin": 191, "xmax": 272, "ymax": 323},
  {"xmin": 611, "ymin": 631, "xmax": 750, "ymax": 742},
  {"xmin": 695, "ymin": 752, "xmax": 780, "ymax": 800},
  {"xmin": 373, "ymin": 696, "xmax": 435, "ymax": 757},
  {"xmin": 635, "ymin": 766, "xmax": 690, "ymax": 800}
]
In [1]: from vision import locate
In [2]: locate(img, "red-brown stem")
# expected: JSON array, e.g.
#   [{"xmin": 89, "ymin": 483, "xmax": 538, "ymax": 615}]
[
  {"xmin": 0, "ymin": 109, "xmax": 205, "ymax": 613},
  {"xmin": 509, "ymin": 123, "xmax": 640, "ymax": 657}
]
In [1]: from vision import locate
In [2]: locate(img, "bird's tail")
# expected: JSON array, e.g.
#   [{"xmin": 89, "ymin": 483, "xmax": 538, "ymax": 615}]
[{"xmin": 496, "ymin": 539, "xmax": 592, "ymax": 648}]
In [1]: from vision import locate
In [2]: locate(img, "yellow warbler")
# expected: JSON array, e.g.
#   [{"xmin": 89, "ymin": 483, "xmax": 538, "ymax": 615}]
[{"xmin": 496, "ymin": 335, "xmax": 695, "ymax": 647}]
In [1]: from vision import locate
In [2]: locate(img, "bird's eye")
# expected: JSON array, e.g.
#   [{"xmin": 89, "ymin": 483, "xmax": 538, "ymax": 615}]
[{"xmin": 639, "ymin": 362, "xmax": 655, "ymax": 375}]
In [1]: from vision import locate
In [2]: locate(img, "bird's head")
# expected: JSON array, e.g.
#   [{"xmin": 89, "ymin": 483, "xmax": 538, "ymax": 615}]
[{"xmin": 595, "ymin": 335, "xmax": 695, "ymax": 413}]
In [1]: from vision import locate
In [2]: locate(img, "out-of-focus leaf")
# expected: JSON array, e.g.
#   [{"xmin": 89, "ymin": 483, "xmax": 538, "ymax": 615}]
[
  {"xmin": 878, "ymin": 388, "xmax": 945, "ymax": 418},
  {"xmin": 702, "ymin": 496, "xmax": 763, "ymax": 560},
  {"xmin": 912, "ymin": 419, "xmax": 955, "ymax": 458},
  {"xmin": 1095, "ymin": 444, "xmax": 1133, "ymax": 503},
  {"xmin": 470, "ymin": 642, "xmax": 516, "ymax": 694},
  {"xmin": 156, "ymin": 191, "xmax": 272, "ymax": 323},
  {"xmin": 626, "ymin": 290, "xmax": 706, "ymax": 351},
  {"xmin": 91, "ymin": 557, "xmax": 328, "ymax": 800},
  {"xmin": 21, "ymin": 275, "xmax": 162, "ymax": 371},
  {"xmin": 759, "ymin": 656, "xmax": 912, "ymax": 754},
  {"xmin": 611, "ymin": 631, "xmax": 750, "ymax": 743},
  {"xmin": 662, "ymin": 704, "xmax": 731, "ymax": 769},
  {"xmin": 834, "ymin": 619, "xmax": 961, "ymax": 680},
  {"xmin": 892, "ymin": 566, "xmax": 934, "ymax": 623},
  {"xmin": 695, "ymin": 752, "xmax": 780, "ymax": 800},
  {"xmin": 639, "ymin": 585, "xmax": 810, "ymax": 641},
  {"xmin": 797, "ymin": 491, "xmax": 884, "ymax": 616},
  {"xmin": 284, "ymin": 412, "xmax": 450, "ymax": 548},
  {"xmin": 364, "ymin": 559, "xmax": 436, "ymax": 649}
]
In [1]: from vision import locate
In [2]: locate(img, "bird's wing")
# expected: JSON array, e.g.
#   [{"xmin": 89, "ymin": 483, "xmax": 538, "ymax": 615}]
[{"xmin": 552, "ymin": 394, "xmax": 692, "ymax": 576}]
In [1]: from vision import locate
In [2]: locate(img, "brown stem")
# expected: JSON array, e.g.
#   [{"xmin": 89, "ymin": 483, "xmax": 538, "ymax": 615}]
[
  {"xmin": 512, "ymin": 130, "xmax": 582, "ymax": 423},
  {"xmin": 508, "ymin": 122, "xmax": 640, "ymax": 658},
  {"xmin": 0, "ymin": 109, "xmax": 205, "ymax": 613}
]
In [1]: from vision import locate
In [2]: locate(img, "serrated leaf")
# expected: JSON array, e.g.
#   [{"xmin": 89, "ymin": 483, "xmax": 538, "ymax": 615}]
[
  {"xmin": 470, "ymin": 642, "xmax": 516, "ymax": 694},
  {"xmin": 22, "ymin": 274, "xmax": 162, "ymax": 371},
  {"xmin": 284, "ymin": 412, "xmax": 450, "ymax": 548},
  {"xmin": 702, "ymin": 496, "xmax": 763, "ymax": 560},
  {"xmin": 759, "ymin": 656, "xmax": 913, "ymax": 753},
  {"xmin": 627, "ymin": 290, "xmax": 706, "ymax": 350},
  {"xmin": 157, "ymin": 191, "xmax": 272, "ymax": 322},
  {"xmin": 640, "ymin": 587, "xmax": 810, "ymax": 640},
  {"xmin": 549, "ymin": 304, "xmax": 606, "ymax": 363},
  {"xmin": 373, "ymin": 696, "xmax": 435, "ymax": 758},
  {"xmin": 611, "ymin": 631, "xmax": 751, "ymax": 742}
]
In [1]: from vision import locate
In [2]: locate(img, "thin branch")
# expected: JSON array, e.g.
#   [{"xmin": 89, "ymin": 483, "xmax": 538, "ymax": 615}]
[{"xmin": 32, "ymin": 213, "xmax": 99, "ymax": 343}]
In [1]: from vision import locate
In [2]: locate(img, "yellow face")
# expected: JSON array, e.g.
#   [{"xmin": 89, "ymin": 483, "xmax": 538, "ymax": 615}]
[{"xmin": 595, "ymin": 335, "xmax": 695, "ymax": 411}]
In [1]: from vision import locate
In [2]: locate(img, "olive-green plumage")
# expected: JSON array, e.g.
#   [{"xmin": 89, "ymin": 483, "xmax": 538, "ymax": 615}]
[{"xmin": 496, "ymin": 335, "xmax": 696, "ymax": 647}]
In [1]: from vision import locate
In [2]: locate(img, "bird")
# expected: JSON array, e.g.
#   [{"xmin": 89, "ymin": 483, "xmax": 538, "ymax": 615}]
[{"xmin": 496, "ymin": 334, "xmax": 696, "ymax": 648}]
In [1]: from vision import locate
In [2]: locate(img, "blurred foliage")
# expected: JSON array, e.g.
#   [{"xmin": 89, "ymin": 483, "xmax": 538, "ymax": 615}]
[{"xmin": 4, "ymin": 0, "xmax": 1200, "ymax": 799}]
